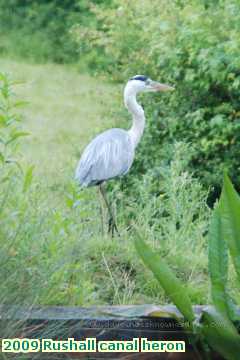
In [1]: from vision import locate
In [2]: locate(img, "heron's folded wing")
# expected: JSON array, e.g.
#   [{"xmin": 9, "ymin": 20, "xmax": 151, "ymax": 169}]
[{"xmin": 75, "ymin": 129, "xmax": 134, "ymax": 187}]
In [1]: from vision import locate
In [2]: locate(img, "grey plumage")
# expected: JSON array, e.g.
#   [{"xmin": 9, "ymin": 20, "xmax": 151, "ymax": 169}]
[{"xmin": 75, "ymin": 128, "xmax": 134, "ymax": 187}]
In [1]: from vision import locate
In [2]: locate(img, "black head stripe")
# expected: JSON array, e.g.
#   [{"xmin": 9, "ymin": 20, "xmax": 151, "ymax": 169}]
[{"xmin": 130, "ymin": 75, "xmax": 148, "ymax": 82}]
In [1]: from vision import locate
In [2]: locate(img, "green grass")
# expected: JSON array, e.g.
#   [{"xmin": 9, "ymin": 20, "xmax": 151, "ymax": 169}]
[
  {"xmin": 2, "ymin": 58, "xmax": 236, "ymax": 309},
  {"xmin": 0, "ymin": 59, "xmax": 119, "ymax": 186}
]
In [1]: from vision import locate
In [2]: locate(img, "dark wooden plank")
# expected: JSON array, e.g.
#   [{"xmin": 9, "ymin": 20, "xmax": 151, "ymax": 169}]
[
  {"xmin": 0, "ymin": 304, "xmax": 209, "ymax": 320},
  {"xmin": 0, "ymin": 305, "xmax": 233, "ymax": 359}
]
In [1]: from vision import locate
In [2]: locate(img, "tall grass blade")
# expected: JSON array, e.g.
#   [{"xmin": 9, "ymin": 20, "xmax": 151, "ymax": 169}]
[
  {"xmin": 134, "ymin": 235, "xmax": 194, "ymax": 323},
  {"xmin": 23, "ymin": 165, "xmax": 34, "ymax": 192},
  {"xmin": 219, "ymin": 173, "xmax": 240, "ymax": 283},
  {"xmin": 208, "ymin": 203, "xmax": 230, "ymax": 316}
]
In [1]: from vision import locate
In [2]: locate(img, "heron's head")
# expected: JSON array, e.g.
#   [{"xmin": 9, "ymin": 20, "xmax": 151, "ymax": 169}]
[{"xmin": 127, "ymin": 75, "xmax": 174, "ymax": 94}]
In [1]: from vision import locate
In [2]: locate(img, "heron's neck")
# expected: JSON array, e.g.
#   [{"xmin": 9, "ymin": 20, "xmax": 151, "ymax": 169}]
[{"xmin": 124, "ymin": 89, "xmax": 145, "ymax": 149}]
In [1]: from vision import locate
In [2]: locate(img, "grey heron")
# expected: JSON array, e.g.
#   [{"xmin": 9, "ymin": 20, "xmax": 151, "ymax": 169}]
[{"xmin": 75, "ymin": 75, "xmax": 174, "ymax": 236}]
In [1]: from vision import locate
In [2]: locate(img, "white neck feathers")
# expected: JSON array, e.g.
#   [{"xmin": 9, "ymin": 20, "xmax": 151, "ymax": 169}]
[{"xmin": 124, "ymin": 83, "xmax": 145, "ymax": 149}]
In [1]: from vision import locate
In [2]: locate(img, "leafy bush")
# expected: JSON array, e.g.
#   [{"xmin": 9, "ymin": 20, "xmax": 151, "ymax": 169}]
[
  {"xmin": 74, "ymin": 0, "xmax": 240, "ymax": 201},
  {"xmin": 0, "ymin": 73, "xmax": 32, "ymax": 306},
  {"xmin": 0, "ymin": 0, "xmax": 112, "ymax": 63},
  {"xmin": 117, "ymin": 143, "xmax": 209, "ymax": 249},
  {"xmin": 135, "ymin": 173, "xmax": 240, "ymax": 359},
  {"xmin": 0, "ymin": 73, "xmax": 29, "ymax": 197}
]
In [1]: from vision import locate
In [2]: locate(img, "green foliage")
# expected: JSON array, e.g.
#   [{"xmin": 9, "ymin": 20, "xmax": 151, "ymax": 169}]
[
  {"xmin": 118, "ymin": 142, "xmax": 209, "ymax": 251},
  {"xmin": 0, "ymin": 73, "xmax": 93, "ymax": 311},
  {"xmin": 0, "ymin": 73, "xmax": 27, "ymax": 180},
  {"xmin": 202, "ymin": 308, "xmax": 240, "ymax": 360},
  {"xmin": 0, "ymin": 0, "xmax": 112, "ymax": 63},
  {"xmin": 75, "ymin": 0, "xmax": 240, "ymax": 200},
  {"xmin": 135, "ymin": 234, "xmax": 195, "ymax": 323},
  {"xmin": 111, "ymin": 142, "xmax": 210, "ymax": 304},
  {"xmin": 134, "ymin": 174, "xmax": 240, "ymax": 358},
  {"xmin": 208, "ymin": 203, "xmax": 230, "ymax": 316},
  {"xmin": 219, "ymin": 173, "xmax": 240, "ymax": 282}
]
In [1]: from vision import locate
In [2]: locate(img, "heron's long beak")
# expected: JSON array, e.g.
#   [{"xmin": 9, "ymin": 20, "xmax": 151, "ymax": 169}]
[{"xmin": 150, "ymin": 81, "xmax": 175, "ymax": 92}]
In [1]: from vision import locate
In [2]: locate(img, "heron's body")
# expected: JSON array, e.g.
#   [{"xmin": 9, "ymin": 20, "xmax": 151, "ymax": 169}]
[
  {"xmin": 75, "ymin": 75, "xmax": 173, "ymax": 235},
  {"xmin": 75, "ymin": 128, "xmax": 135, "ymax": 187},
  {"xmin": 75, "ymin": 75, "xmax": 147, "ymax": 187}
]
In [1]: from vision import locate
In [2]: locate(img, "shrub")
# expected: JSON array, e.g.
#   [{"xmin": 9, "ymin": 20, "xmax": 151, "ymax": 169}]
[
  {"xmin": 0, "ymin": 0, "xmax": 112, "ymax": 63},
  {"xmin": 74, "ymin": 0, "xmax": 240, "ymax": 202}
]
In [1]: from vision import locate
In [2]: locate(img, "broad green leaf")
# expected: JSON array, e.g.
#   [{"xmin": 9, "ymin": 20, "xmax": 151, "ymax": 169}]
[
  {"xmin": 208, "ymin": 203, "xmax": 230, "ymax": 316},
  {"xmin": 134, "ymin": 235, "xmax": 194, "ymax": 324},
  {"xmin": 219, "ymin": 173, "xmax": 240, "ymax": 282},
  {"xmin": 202, "ymin": 307, "xmax": 240, "ymax": 360},
  {"xmin": 23, "ymin": 165, "xmax": 34, "ymax": 192}
]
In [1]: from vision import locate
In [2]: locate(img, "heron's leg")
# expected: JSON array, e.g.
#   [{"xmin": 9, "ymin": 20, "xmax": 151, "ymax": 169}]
[
  {"xmin": 98, "ymin": 187, "xmax": 105, "ymax": 236},
  {"xmin": 99, "ymin": 183, "xmax": 119, "ymax": 237}
]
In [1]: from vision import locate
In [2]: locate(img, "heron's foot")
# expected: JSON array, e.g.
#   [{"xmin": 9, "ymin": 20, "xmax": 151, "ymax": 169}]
[{"xmin": 108, "ymin": 216, "xmax": 119, "ymax": 237}]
